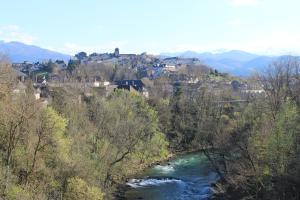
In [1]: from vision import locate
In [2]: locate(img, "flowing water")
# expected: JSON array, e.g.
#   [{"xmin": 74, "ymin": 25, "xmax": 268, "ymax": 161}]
[{"xmin": 124, "ymin": 152, "xmax": 219, "ymax": 200}]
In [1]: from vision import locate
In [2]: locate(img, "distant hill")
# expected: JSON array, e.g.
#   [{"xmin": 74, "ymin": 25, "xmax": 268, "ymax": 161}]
[
  {"xmin": 161, "ymin": 50, "xmax": 279, "ymax": 76},
  {"xmin": 0, "ymin": 41, "xmax": 71, "ymax": 62}
]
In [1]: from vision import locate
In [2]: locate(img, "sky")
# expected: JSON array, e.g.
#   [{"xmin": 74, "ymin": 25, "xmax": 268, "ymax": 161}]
[{"xmin": 0, "ymin": 0, "xmax": 300, "ymax": 55}]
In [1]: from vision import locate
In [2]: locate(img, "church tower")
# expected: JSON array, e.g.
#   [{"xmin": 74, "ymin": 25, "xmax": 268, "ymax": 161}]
[{"xmin": 114, "ymin": 48, "xmax": 120, "ymax": 57}]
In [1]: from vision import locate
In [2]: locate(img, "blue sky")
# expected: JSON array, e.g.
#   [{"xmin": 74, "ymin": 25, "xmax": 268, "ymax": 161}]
[{"xmin": 0, "ymin": 0, "xmax": 300, "ymax": 55}]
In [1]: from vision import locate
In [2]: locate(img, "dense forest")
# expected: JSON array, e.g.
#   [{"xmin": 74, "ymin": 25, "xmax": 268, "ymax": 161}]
[
  {"xmin": 0, "ymin": 56, "xmax": 300, "ymax": 200},
  {"xmin": 165, "ymin": 57, "xmax": 300, "ymax": 200}
]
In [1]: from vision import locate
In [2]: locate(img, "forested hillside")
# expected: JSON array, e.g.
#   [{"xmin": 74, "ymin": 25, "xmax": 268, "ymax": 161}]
[
  {"xmin": 0, "ymin": 59, "xmax": 168, "ymax": 199},
  {"xmin": 0, "ymin": 56, "xmax": 300, "ymax": 199}
]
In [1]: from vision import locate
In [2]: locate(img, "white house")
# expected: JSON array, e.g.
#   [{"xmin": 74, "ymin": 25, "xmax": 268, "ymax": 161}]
[
  {"xmin": 164, "ymin": 65, "xmax": 176, "ymax": 72},
  {"xmin": 103, "ymin": 81, "xmax": 110, "ymax": 86},
  {"xmin": 34, "ymin": 88, "xmax": 41, "ymax": 100},
  {"xmin": 93, "ymin": 81, "xmax": 100, "ymax": 87},
  {"xmin": 242, "ymin": 89, "xmax": 265, "ymax": 94}
]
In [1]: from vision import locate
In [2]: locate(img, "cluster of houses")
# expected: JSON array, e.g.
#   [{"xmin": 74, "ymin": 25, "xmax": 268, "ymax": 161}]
[
  {"xmin": 73, "ymin": 48, "xmax": 141, "ymax": 66},
  {"xmin": 10, "ymin": 48, "xmax": 266, "ymax": 103},
  {"xmin": 11, "ymin": 71, "xmax": 49, "ymax": 108},
  {"xmin": 13, "ymin": 60, "xmax": 66, "ymax": 75},
  {"xmin": 73, "ymin": 48, "xmax": 198, "ymax": 77},
  {"xmin": 12, "ymin": 48, "xmax": 205, "ymax": 82}
]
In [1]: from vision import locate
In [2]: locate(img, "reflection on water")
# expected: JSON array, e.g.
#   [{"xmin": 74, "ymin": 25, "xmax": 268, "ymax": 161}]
[{"xmin": 124, "ymin": 153, "xmax": 219, "ymax": 200}]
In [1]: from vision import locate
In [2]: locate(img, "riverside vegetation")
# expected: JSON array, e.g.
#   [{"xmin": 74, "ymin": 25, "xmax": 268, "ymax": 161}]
[{"xmin": 0, "ymin": 56, "xmax": 300, "ymax": 199}]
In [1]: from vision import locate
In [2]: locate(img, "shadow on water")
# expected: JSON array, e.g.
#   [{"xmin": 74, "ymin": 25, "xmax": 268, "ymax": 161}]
[{"xmin": 124, "ymin": 152, "xmax": 219, "ymax": 200}]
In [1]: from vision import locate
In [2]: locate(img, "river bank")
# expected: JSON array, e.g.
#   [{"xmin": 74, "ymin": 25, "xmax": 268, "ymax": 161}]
[
  {"xmin": 112, "ymin": 149, "xmax": 206, "ymax": 199},
  {"xmin": 110, "ymin": 152, "xmax": 174, "ymax": 199},
  {"xmin": 114, "ymin": 151, "xmax": 219, "ymax": 200}
]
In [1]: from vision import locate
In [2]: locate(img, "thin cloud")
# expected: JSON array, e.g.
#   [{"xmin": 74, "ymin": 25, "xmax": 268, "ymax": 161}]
[
  {"xmin": 3, "ymin": 25, "xmax": 20, "ymax": 31},
  {"xmin": 0, "ymin": 25, "xmax": 37, "ymax": 44}
]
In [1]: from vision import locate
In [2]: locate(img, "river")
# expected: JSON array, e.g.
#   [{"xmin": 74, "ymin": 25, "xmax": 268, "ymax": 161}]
[{"xmin": 124, "ymin": 152, "xmax": 219, "ymax": 200}]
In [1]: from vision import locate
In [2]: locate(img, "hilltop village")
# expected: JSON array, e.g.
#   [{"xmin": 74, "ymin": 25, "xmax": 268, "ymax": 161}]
[{"xmin": 11, "ymin": 48, "xmax": 264, "ymax": 105}]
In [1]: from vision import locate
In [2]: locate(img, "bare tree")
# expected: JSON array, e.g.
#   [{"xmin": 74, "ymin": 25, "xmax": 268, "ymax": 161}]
[
  {"xmin": 260, "ymin": 56, "xmax": 300, "ymax": 117},
  {"xmin": 0, "ymin": 56, "xmax": 15, "ymax": 98}
]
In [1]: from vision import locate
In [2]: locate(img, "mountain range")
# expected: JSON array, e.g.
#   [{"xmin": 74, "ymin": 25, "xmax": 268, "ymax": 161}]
[
  {"xmin": 0, "ymin": 41, "xmax": 70, "ymax": 62},
  {"xmin": 161, "ymin": 50, "xmax": 280, "ymax": 76}
]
